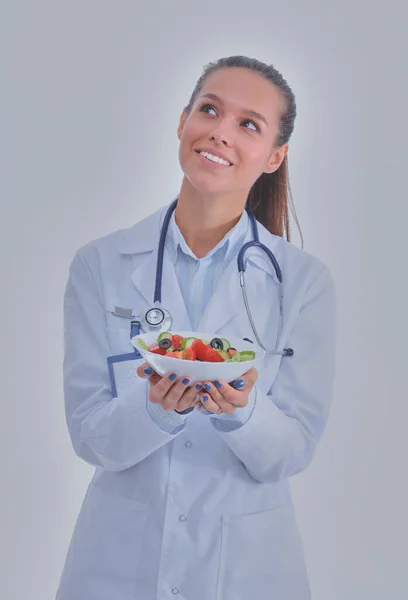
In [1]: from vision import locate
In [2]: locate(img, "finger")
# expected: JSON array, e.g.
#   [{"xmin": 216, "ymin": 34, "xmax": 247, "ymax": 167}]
[
  {"xmin": 136, "ymin": 362, "xmax": 163, "ymax": 388},
  {"xmin": 197, "ymin": 388, "xmax": 228, "ymax": 414},
  {"xmin": 136, "ymin": 362, "xmax": 153, "ymax": 378},
  {"xmin": 246, "ymin": 367, "xmax": 259, "ymax": 386},
  {"xmin": 150, "ymin": 371, "xmax": 180, "ymax": 405},
  {"xmin": 230, "ymin": 367, "xmax": 258, "ymax": 391},
  {"xmin": 201, "ymin": 382, "xmax": 237, "ymax": 414},
  {"xmin": 174, "ymin": 382, "xmax": 203, "ymax": 412},
  {"xmin": 136, "ymin": 362, "xmax": 160, "ymax": 378},
  {"xmin": 163, "ymin": 376, "xmax": 203, "ymax": 411},
  {"xmin": 210, "ymin": 378, "xmax": 248, "ymax": 408},
  {"xmin": 195, "ymin": 402, "xmax": 213, "ymax": 416}
]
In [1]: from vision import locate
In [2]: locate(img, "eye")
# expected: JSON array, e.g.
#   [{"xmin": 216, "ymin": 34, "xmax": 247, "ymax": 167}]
[
  {"xmin": 199, "ymin": 103, "xmax": 260, "ymax": 132},
  {"xmin": 242, "ymin": 119, "xmax": 259, "ymax": 132},
  {"xmin": 199, "ymin": 103, "xmax": 217, "ymax": 115}
]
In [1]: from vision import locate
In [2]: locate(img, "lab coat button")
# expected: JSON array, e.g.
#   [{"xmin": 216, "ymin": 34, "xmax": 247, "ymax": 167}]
[
  {"xmin": 179, "ymin": 514, "xmax": 187, "ymax": 522},
  {"xmin": 172, "ymin": 587, "xmax": 180, "ymax": 594},
  {"xmin": 185, "ymin": 441, "xmax": 192, "ymax": 448}
]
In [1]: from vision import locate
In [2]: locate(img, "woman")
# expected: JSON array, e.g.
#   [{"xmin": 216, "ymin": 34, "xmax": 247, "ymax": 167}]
[{"xmin": 56, "ymin": 56, "xmax": 336, "ymax": 600}]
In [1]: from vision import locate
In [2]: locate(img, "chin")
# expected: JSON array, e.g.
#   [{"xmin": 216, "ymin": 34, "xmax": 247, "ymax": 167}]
[
  {"xmin": 185, "ymin": 173, "xmax": 230, "ymax": 195},
  {"xmin": 183, "ymin": 164, "xmax": 227, "ymax": 191}
]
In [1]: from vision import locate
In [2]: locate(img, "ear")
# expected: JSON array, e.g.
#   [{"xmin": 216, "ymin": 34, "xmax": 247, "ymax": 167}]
[
  {"xmin": 177, "ymin": 108, "xmax": 189, "ymax": 141},
  {"xmin": 264, "ymin": 142, "xmax": 289, "ymax": 174}
]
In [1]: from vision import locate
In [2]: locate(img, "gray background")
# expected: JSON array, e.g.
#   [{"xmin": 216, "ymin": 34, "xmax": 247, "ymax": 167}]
[{"xmin": 1, "ymin": 1, "xmax": 407, "ymax": 598}]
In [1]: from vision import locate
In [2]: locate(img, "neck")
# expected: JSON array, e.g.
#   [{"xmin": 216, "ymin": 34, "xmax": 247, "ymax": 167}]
[{"xmin": 175, "ymin": 177, "xmax": 248, "ymax": 258}]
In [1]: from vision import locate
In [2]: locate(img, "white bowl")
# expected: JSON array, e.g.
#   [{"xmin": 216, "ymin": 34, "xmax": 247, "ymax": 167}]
[{"xmin": 131, "ymin": 330, "xmax": 265, "ymax": 384}]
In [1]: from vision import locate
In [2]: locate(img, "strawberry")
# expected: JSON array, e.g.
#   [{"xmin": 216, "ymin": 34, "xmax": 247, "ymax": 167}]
[{"xmin": 192, "ymin": 339, "xmax": 225, "ymax": 363}]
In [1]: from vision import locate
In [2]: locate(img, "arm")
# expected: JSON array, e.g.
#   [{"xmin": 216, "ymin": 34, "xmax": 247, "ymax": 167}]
[
  {"xmin": 63, "ymin": 247, "xmax": 189, "ymax": 472},
  {"xmin": 209, "ymin": 265, "xmax": 337, "ymax": 483}
]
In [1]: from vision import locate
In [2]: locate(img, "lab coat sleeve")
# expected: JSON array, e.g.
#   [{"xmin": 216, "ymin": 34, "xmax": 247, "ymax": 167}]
[
  {"xmin": 210, "ymin": 264, "xmax": 336, "ymax": 483},
  {"xmin": 201, "ymin": 385, "xmax": 257, "ymax": 428},
  {"xmin": 63, "ymin": 247, "xmax": 188, "ymax": 472},
  {"xmin": 146, "ymin": 399, "xmax": 191, "ymax": 434}
]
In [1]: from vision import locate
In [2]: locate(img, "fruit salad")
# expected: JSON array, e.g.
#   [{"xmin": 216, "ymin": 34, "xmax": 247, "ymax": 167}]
[{"xmin": 137, "ymin": 332, "xmax": 256, "ymax": 363}]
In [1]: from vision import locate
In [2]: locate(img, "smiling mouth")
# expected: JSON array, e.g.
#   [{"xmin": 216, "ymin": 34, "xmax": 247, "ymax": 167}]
[{"xmin": 194, "ymin": 150, "xmax": 233, "ymax": 167}]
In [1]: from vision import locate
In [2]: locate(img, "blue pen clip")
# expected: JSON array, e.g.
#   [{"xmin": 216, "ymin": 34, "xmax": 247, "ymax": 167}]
[{"xmin": 130, "ymin": 319, "xmax": 142, "ymax": 340}]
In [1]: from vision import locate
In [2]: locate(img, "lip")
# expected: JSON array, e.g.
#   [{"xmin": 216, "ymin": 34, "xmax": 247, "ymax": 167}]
[{"xmin": 194, "ymin": 148, "xmax": 234, "ymax": 166}]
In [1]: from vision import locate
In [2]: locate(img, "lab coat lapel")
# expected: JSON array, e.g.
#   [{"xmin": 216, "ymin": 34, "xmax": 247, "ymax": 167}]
[
  {"xmin": 197, "ymin": 224, "xmax": 282, "ymax": 340},
  {"xmin": 196, "ymin": 257, "xmax": 242, "ymax": 334},
  {"xmin": 126, "ymin": 205, "xmax": 193, "ymax": 332}
]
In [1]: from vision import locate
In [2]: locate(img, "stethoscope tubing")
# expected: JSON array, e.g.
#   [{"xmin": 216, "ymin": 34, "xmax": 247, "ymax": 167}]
[{"xmin": 146, "ymin": 197, "xmax": 293, "ymax": 357}]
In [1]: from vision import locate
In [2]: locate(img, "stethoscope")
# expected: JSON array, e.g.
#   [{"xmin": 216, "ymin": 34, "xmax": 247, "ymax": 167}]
[{"xmin": 135, "ymin": 198, "xmax": 293, "ymax": 357}]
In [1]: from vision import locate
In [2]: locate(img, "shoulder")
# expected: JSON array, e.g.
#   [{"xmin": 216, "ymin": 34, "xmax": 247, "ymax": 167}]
[{"xmin": 69, "ymin": 204, "xmax": 166, "ymax": 271}]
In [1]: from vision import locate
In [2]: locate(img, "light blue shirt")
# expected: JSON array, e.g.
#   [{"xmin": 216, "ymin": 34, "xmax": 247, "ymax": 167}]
[{"xmin": 146, "ymin": 207, "xmax": 257, "ymax": 434}]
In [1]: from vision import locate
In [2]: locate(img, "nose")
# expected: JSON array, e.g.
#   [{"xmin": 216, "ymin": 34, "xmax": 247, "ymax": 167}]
[{"xmin": 209, "ymin": 125, "xmax": 233, "ymax": 146}]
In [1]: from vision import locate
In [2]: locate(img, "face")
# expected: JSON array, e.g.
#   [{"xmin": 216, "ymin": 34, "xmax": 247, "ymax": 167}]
[{"xmin": 177, "ymin": 68, "xmax": 288, "ymax": 196}]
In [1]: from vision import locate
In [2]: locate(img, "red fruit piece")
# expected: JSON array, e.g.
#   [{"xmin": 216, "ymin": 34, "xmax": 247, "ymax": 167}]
[
  {"xmin": 184, "ymin": 345, "xmax": 197, "ymax": 361},
  {"xmin": 171, "ymin": 334, "xmax": 185, "ymax": 351},
  {"xmin": 192, "ymin": 339, "xmax": 224, "ymax": 363},
  {"xmin": 166, "ymin": 350, "xmax": 187, "ymax": 359},
  {"xmin": 148, "ymin": 343, "xmax": 167, "ymax": 356}
]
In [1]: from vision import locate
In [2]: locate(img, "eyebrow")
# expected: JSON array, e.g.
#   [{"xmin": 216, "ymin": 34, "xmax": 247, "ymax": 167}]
[{"xmin": 199, "ymin": 92, "xmax": 269, "ymax": 127}]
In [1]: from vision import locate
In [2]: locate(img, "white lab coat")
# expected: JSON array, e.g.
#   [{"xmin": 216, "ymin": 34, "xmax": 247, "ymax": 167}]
[{"xmin": 56, "ymin": 200, "xmax": 336, "ymax": 600}]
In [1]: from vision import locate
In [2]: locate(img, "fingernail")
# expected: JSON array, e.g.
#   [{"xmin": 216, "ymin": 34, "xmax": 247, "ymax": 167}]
[
  {"xmin": 144, "ymin": 367, "xmax": 153, "ymax": 376},
  {"xmin": 214, "ymin": 380, "xmax": 222, "ymax": 388},
  {"xmin": 233, "ymin": 379, "xmax": 244, "ymax": 389},
  {"xmin": 201, "ymin": 395, "xmax": 209, "ymax": 402},
  {"xmin": 195, "ymin": 384, "xmax": 202, "ymax": 390},
  {"xmin": 203, "ymin": 383, "xmax": 211, "ymax": 391},
  {"xmin": 182, "ymin": 378, "xmax": 190, "ymax": 386},
  {"xmin": 168, "ymin": 373, "xmax": 177, "ymax": 381}
]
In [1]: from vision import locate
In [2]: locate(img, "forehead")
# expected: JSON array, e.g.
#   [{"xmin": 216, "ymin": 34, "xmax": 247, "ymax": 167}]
[{"xmin": 197, "ymin": 68, "xmax": 284, "ymax": 125}]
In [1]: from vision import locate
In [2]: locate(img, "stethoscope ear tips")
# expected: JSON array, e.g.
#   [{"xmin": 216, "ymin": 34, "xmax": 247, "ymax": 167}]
[{"xmin": 283, "ymin": 348, "xmax": 294, "ymax": 356}]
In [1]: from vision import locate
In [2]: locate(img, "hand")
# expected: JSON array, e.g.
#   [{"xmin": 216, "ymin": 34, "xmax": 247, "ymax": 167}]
[
  {"xmin": 136, "ymin": 362, "xmax": 203, "ymax": 412},
  {"xmin": 195, "ymin": 368, "xmax": 259, "ymax": 415}
]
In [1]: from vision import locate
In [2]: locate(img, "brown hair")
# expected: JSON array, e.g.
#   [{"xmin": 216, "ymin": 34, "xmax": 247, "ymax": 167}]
[{"xmin": 185, "ymin": 55, "xmax": 303, "ymax": 247}]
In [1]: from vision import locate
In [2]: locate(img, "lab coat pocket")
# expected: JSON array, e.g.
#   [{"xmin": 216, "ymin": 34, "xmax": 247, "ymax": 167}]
[
  {"xmin": 216, "ymin": 502, "xmax": 310, "ymax": 600},
  {"xmin": 105, "ymin": 327, "xmax": 144, "ymax": 398},
  {"xmin": 57, "ymin": 482, "xmax": 149, "ymax": 599}
]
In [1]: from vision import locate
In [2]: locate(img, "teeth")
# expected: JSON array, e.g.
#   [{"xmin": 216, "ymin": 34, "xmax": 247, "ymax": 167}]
[{"xmin": 199, "ymin": 151, "xmax": 231, "ymax": 166}]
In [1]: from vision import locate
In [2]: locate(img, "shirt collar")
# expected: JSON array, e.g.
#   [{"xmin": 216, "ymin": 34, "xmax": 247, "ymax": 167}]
[{"xmin": 165, "ymin": 207, "xmax": 250, "ymax": 265}]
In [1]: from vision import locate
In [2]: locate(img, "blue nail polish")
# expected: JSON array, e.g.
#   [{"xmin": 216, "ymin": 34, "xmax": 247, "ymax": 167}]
[
  {"xmin": 233, "ymin": 379, "xmax": 244, "ymax": 389},
  {"xmin": 214, "ymin": 380, "xmax": 222, "ymax": 388},
  {"xmin": 204, "ymin": 383, "xmax": 211, "ymax": 391},
  {"xmin": 169, "ymin": 373, "xmax": 177, "ymax": 381},
  {"xmin": 182, "ymin": 378, "xmax": 190, "ymax": 385},
  {"xmin": 195, "ymin": 384, "xmax": 202, "ymax": 390},
  {"xmin": 144, "ymin": 367, "xmax": 153, "ymax": 376},
  {"xmin": 201, "ymin": 395, "xmax": 209, "ymax": 402}
]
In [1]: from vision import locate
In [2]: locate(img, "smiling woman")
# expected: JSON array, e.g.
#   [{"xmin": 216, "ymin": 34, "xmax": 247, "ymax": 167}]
[{"xmin": 57, "ymin": 55, "xmax": 336, "ymax": 600}]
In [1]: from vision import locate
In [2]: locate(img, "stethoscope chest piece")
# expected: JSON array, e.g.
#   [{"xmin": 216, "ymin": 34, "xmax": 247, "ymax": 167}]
[{"xmin": 141, "ymin": 306, "xmax": 172, "ymax": 333}]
